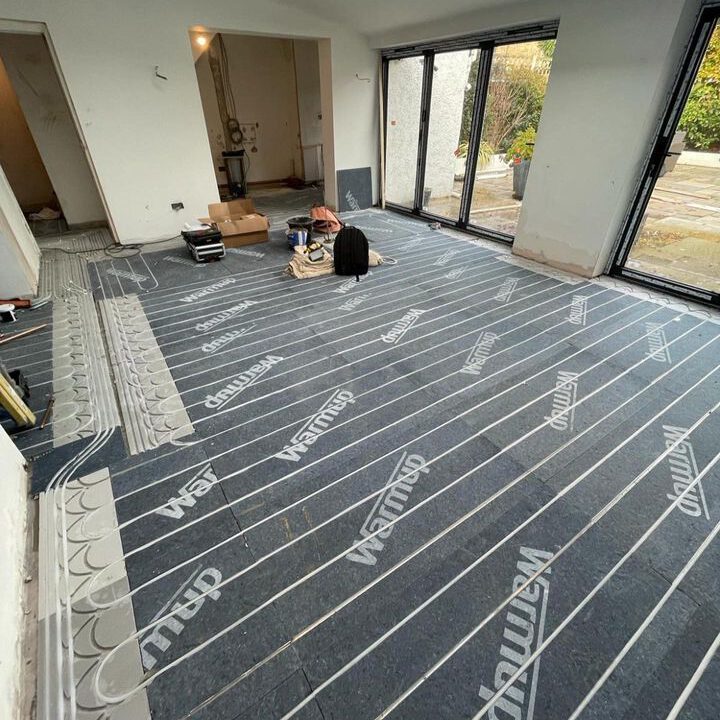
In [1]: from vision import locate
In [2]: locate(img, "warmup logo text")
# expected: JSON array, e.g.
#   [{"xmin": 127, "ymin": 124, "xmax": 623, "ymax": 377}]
[
  {"xmin": 140, "ymin": 566, "xmax": 222, "ymax": 670},
  {"xmin": 162, "ymin": 255, "xmax": 198, "ymax": 268},
  {"xmin": 445, "ymin": 266, "xmax": 468, "ymax": 280},
  {"xmin": 478, "ymin": 546, "xmax": 553, "ymax": 720},
  {"xmin": 346, "ymin": 452, "xmax": 429, "ymax": 566},
  {"xmin": 334, "ymin": 272, "xmax": 372, "ymax": 295},
  {"xmin": 155, "ymin": 464, "xmax": 217, "ymax": 520},
  {"xmin": 180, "ymin": 277, "xmax": 236, "ymax": 303},
  {"xmin": 203, "ymin": 355, "xmax": 283, "ymax": 409},
  {"xmin": 381, "ymin": 308, "xmax": 426, "ymax": 344},
  {"xmin": 194, "ymin": 299, "xmax": 257, "ymax": 332},
  {"xmin": 495, "ymin": 278, "xmax": 519, "ymax": 303},
  {"xmin": 544, "ymin": 370, "xmax": 579, "ymax": 431},
  {"xmin": 400, "ymin": 237, "xmax": 422, "ymax": 251},
  {"xmin": 275, "ymin": 389, "xmax": 355, "ymax": 461},
  {"xmin": 461, "ymin": 331, "xmax": 499, "ymax": 375},
  {"xmin": 646, "ymin": 322, "xmax": 671, "ymax": 363},
  {"xmin": 567, "ymin": 295, "xmax": 588, "ymax": 326},
  {"xmin": 345, "ymin": 190, "xmax": 361, "ymax": 211},
  {"xmin": 663, "ymin": 425, "xmax": 709, "ymax": 519},
  {"xmin": 226, "ymin": 247, "xmax": 265, "ymax": 258},
  {"xmin": 354, "ymin": 224, "xmax": 394, "ymax": 235},
  {"xmin": 339, "ymin": 294, "xmax": 370, "ymax": 312},
  {"xmin": 434, "ymin": 249, "xmax": 460, "ymax": 266},
  {"xmin": 201, "ymin": 326, "xmax": 252, "ymax": 355},
  {"xmin": 106, "ymin": 268, "xmax": 149, "ymax": 283}
]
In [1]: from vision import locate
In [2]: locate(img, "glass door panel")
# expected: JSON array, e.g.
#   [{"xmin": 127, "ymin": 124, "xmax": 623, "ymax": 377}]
[
  {"xmin": 385, "ymin": 56, "xmax": 425, "ymax": 208},
  {"xmin": 624, "ymin": 24, "xmax": 720, "ymax": 295},
  {"xmin": 422, "ymin": 48, "xmax": 479, "ymax": 220},
  {"xmin": 468, "ymin": 39, "xmax": 555, "ymax": 236}
]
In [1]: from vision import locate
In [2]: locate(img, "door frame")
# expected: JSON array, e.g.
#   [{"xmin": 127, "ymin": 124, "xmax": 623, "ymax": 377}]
[
  {"xmin": 0, "ymin": 19, "xmax": 116, "ymax": 240},
  {"xmin": 609, "ymin": 2, "xmax": 720, "ymax": 308},
  {"xmin": 381, "ymin": 21, "xmax": 558, "ymax": 244}
]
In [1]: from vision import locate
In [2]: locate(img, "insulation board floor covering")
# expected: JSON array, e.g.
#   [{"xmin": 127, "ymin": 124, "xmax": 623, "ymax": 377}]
[{"xmin": 7, "ymin": 209, "xmax": 720, "ymax": 719}]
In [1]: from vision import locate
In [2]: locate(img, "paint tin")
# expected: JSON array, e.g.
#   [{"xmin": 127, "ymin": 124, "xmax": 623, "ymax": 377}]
[
  {"xmin": 287, "ymin": 229, "xmax": 308, "ymax": 248},
  {"xmin": 0, "ymin": 303, "xmax": 17, "ymax": 323}
]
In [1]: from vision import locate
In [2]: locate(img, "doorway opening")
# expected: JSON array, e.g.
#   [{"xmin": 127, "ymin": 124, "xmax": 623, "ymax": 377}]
[
  {"xmin": 191, "ymin": 31, "xmax": 327, "ymax": 220},
  {"xmin": 612, "ymin": 5, "xmax": 720, "ymax": 306},
  {"xmin": 0, "ymin": 31, "xmax": 107, "ymax": 237},
  {"xmin": 382, "ymin": 23, "xmax": 557, "ymax": 244}
]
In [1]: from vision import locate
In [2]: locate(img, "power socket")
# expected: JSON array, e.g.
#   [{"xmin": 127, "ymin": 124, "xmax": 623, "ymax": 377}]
[{"xmin": 171, "ymin": 202, "xmax": 184, "ymax": 211}]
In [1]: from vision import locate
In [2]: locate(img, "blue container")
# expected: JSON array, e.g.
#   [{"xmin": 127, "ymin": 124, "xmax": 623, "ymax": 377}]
[{"xmin": 287, "ymin": 228, "xmax": 308, "ymax": 248}]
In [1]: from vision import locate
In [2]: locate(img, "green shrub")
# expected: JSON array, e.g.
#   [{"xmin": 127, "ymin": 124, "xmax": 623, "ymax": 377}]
[
  {"xmin": 454, "ymin": 140, "xmax": 494, "ymax": 167},
  {"xmin": 458, "ymin": 43, "xmax": 551, "ymax": 153},
  {"xmin": 678, "ymin": 27, "xmax": 720, "ymax": 150}
]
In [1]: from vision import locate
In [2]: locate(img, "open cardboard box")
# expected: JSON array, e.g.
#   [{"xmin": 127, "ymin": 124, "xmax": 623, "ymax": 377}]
[{"xmin": 200, "ymin": 198, "xmax": 269, "ymax": 247}]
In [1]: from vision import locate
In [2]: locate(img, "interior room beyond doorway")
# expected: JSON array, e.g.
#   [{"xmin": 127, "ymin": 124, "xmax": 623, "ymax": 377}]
[
  {"xmin": 192, "ymin": 31, "xmax": 326, "ymax": 215},
  {"xmin": 0, "ymin": 31, "xmax": 106, "ymax": 237}
]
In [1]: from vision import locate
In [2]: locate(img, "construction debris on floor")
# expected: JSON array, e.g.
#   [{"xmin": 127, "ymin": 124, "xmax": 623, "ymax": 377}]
[{"xmin": 4, "ymin": 203, "xmax": 720, "ymax": 720}]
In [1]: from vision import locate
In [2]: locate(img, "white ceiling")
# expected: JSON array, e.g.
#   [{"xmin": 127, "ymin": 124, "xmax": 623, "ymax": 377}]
[{"xmin": 274, "ymin": 0, "xmax": 513, "ymax": 37}]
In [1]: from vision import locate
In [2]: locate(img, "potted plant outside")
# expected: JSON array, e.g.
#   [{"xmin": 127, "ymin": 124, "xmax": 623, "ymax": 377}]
[
  {"xmin": 505, "ymin": 127, "xmax": 536, "ymax": 200},
  {"xmin": 454, "ymin": 140, "xmax": 496, "ymax": 179}
]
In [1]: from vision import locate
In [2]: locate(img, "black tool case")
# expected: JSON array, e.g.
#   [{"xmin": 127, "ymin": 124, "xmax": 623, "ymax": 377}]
[{"xmin": 182, "ymin": 227, "xmax": 225, "ymax": 263}]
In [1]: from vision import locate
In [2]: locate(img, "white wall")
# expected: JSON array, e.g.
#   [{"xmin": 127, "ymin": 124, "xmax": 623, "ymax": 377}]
[
  {"xmin": 0, "ymin": 427, "xmax": 28, "ymax": 720},
  {"xmin": 514, "ymin": 0, "xmax": 702, "ymax": 276},
  {"xmin": 0, "ymin": 162, "xmax": 40, "ymax": 298},
  {"xmin": 373, "ymin": 0, "xmax": 563, "ymax": 49},
  {"xmin": 294, "ymin": 39, "xmax": 323, "ymax": 182},
  {"xmin": 373, "ymin": 0, "xmax": 703, "ymax": 277},
  {"xmin": 0, "ymin": 1, "xmax": 379, "ymax": 243},
  {"xmin": 325, "ymin": 30, "xmax": 378, "ymax": 208},
  {"xmin": 0, "ymin": 33, "xmax": 105, "ymax": 226},
  {"xmin": 0, "ymin": 54, "xmax": 55, "ymax": 211}
]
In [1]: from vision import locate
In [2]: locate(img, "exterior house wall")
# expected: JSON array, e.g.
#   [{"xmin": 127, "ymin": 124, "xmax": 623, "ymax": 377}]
[{"xmin": 386, "ymin": 52, "xmax": 469, "ymax": 207}]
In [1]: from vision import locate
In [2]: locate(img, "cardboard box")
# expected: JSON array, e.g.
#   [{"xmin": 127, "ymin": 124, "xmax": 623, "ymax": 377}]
[{"xmin": 200, "ymin": 198, "xmax": 269, "ymax": 247}]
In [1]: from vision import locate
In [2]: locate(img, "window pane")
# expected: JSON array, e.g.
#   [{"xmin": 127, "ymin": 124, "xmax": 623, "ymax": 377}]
[
  {"xmin": 385, "ymin": 56, "xmax": 425, "ymax": 207},
  {"xmin": 625, "ymin": 26, "xmax": 720, "ymax": 294},
  {"xmin": 422, "ymin": 49, "xmax": 479, "ymax": 220},
  {"xmin": 469, "ymin": 39, "xmax": 555, "ymax": 236}
]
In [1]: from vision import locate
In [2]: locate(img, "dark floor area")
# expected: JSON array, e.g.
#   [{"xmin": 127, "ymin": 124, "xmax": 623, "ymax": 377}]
[{"xmin": 11, "ymin": 205, "xmax": 720, "ymax": 720}]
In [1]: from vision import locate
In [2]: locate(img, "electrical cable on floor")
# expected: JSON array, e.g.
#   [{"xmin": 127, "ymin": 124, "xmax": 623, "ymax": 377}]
[
  {"xmin": 103, "ymin": 234, "xmax": 183, "ymax": 258},
  {"xmin": 49, "ymin": 233, "xmax": 183, "ymax": 258}
]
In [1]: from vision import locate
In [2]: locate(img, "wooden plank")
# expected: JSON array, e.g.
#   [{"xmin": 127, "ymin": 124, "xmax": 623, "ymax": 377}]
[
  {"xmin": 0, "ymin": 373, "xmax": 35, "ymax": 427},
  {"xmin": 0, "ymin": 324, "xmax": 47, "ymax": 346}
]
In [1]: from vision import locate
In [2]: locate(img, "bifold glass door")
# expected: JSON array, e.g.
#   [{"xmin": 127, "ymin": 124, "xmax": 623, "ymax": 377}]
[
  {"xmin": 422, "ymin": 49, "xmax": 479, "ymax": 220},
  {"xmin": 383, "ymin": 25, "xmax": 557, "ymax": 243},
  {"xmin": 468, "ymin": 40, "xmax": 555, "ymax": 236},
  {"xmin": 612, "ymin": 9, "xmax": 720, "ymax": 306}
]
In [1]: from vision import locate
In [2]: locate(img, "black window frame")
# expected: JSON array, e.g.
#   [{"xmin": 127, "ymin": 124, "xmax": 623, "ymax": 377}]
[
  {"xmin": 609, "ymin": 2, "xmax": 720, "ymax": 308},
  {"xmin": 381, "ymin": 21, "xmax": 559, "ymax": 244}
]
